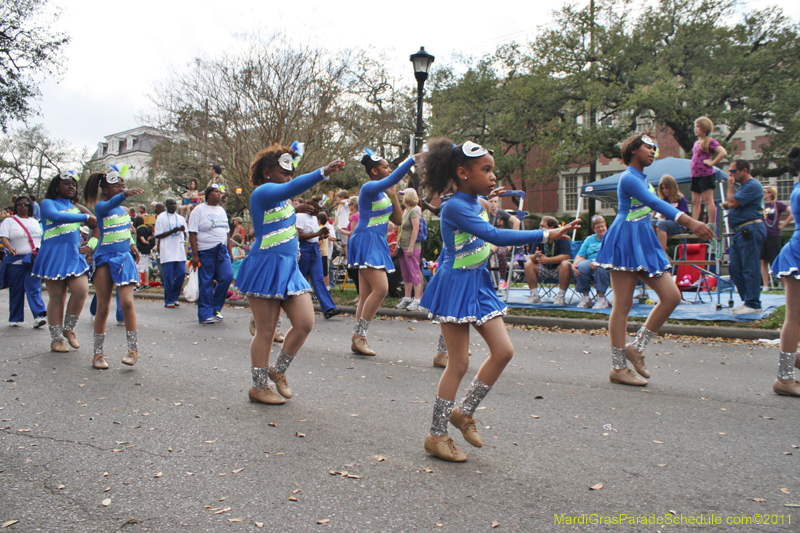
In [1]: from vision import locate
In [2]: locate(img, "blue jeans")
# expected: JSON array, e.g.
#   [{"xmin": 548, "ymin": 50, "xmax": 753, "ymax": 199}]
[
  {"xmin": 162, "ymin": 261, "xmax": 186, "ymax": 306},
  {"xmin": 197, "ymin": 244, "xmax": 233, "ymax": 321},
  {"xmin": 574, "ymin": 260, "xmax": 610, "ymax": 295},
  {"xmin": 7, "ymin": 261, "xmax": 46, "ymax": 322},
  {"xmin": 729, "ymin": 222, "xmax": 766, "ymax": 309},
  {"xmin": 298, "ymin": 241, "xmax": 336, "ymax": 312},
  {"xmin": 90, "ymin": 291, "xmax": 123, "ymax": 322}
]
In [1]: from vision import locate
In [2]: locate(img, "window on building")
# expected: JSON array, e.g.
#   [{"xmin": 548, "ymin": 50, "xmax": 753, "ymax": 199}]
[
  {"xmin": 118, "ymin": 139, "xmax": 127, "ymax": 153},
  {"xmin": 102, "ymin": 144, "xmax": 107, "ymax": 156},
  {"xmin": 597, "ymin": 173, "xmax": 614, "ymax": 209},
  {"xmin": 565, "ymin": 175, "xmax": 579, "ymax": 211},
  {"xmin": 778, "ymin": 172, "xmax": 793, "ymax": 202}
]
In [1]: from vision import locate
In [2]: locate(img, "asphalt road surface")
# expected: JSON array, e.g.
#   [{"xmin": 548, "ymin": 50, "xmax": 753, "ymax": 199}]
[{"xmin": 0, "ymin": 293, "xmax": 797, "ymax": 532}]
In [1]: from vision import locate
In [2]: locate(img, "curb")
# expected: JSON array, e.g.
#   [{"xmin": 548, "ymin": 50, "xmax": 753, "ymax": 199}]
[{"xmin": 131, "ymin": 291, "xmax": 779, "ymax": 341}]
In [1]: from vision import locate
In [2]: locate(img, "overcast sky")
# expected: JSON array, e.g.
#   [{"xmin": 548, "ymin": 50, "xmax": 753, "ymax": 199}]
[{"xmin": 23, "ymin": 0, "xmax": 800, "ymax": 153}]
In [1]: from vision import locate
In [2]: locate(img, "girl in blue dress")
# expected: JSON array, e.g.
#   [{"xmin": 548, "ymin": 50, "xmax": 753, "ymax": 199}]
[
  {"xmin": 348, "ymin": 151, "xmax": 417, "ymax": 356},
  {"xmin": 235, "ymin": 144, "xmax": 345, "ymax": 405},
  {"xmin": 33, "ymin": 171, "xmax": 97, "ymax": 353},
  {"xmin": 595, "ymin": 133, "xmax": 712, "ymax": 387},
  {"xmin": 770, "ymin": 147, "xmax": 800, "ymax": 397},
  {"xmin": 83, "ymin": 167, "xmax": 144, "ymax": 369},
  {"xmin": 418, "ymin": 138, "xmax": 579, "ymax": 462}
]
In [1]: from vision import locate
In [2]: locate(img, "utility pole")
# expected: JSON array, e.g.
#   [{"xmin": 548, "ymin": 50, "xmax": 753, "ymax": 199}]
[{"xmin": 587, "ymin": 0, "xmax": 597, "ymax": 220}]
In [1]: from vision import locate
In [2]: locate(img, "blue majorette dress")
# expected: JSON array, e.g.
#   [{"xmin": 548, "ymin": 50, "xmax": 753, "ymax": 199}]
[
  {"xmin": 420, "ymin": 192, "xmax": 545, "ymax": 325},
  {"xmin": 32, "ymin": 197, "xmax": 90, "ymax": 280},
  {"xmin": 347, "ymin": 158, "xmax": 415, "ymax": 272},
  {"xmin": 771, "ymin": 181, "xmax": 800, "ymax": 279},
  {"xmin": 595, "ymin": 167, "xmax": 681, "ymax": 276},
  {"xmin": 93, "ymin": 193, "xmax": 138, "ymax": 286},
  {"xmin": 235, "ymin": 169, "xmax": 329, "ymax": 299}
]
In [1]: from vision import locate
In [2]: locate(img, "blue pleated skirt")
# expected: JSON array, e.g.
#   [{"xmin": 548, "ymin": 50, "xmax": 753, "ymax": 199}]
[
  {"xmin": 93, "ymin": 252, "xmax": 138, "ymax": 287},
  {"xmin": 595, "ymin": 218, "xmax": 671, "ymax": 276},
  {"xmin": 347, "ymin": 230, "xmax": 394, "ymax": 272},
  {"xmin": 31, "ymin": 241, "xmax": 90, "ymax": 280},
  {"xmin": 771, "ymin": 237, "xmax": 800, "ymax": 279},
  {"xmin": 419, "ymin": 266, "xmax": 506, "ymax": 326},
  {"xmin": 234, "ymin": 250, "xmax": 312, "ymax": 299}
]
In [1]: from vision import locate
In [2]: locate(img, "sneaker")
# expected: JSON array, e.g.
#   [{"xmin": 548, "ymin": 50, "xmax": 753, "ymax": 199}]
[
  {"xmin": 554, "ymin": 294, "xmax": 566, "ymax": 306},
  {"xmin": 592, "ymin": 297, "xmax": 610, "ymax": 309},
  {"xmin": 9, "ymin": 322, "xmax": 21, "ymax": 327},
  {"xmin": 323, "ymin": 308, "xmax": 341, "ymax": 319},
  {"xmin": 406, "ymin": 300, "xmax": 420, "ymax": 311},
  {"xmin": 577, "ymin": 296, "xmax": 592, "ymax": 308},
  {"xmin": 200, "ymin": 317, "xmax": 216, "ymax": 325},
  {"xmin": 173, "ymin": 301, "xmax": 180, "ymax": 307},
  {"xmin": 498, "ymin": 280, "xmax": 507, "ymax": 291},
  {"xmin": 732, "ymin": 305, "xmax": 762, "ymax": 316},
  {"xmin": 34, "ymin": 315, "xmax": 47, "ymax": 328},
  {"xmin": 213, "ymin": 311, "xmax": 224, "ymax": 321},
  {"xmin": 395, "ymin": 297, "xmax": 412, "ymax": 309},
  {"xmin": 525, "ymin": 293, "xmax": 541, "ymax": 304}
]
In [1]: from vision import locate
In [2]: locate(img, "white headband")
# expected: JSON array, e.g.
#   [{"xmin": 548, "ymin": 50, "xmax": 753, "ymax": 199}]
[{"xmin": 462, "ymin": 141, "xmax": 492, "ymax": 158}]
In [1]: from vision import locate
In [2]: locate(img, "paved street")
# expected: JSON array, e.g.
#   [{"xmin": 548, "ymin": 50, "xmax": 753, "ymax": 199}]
[{"xmin": 0, "ymin": 293, "xmax": 798, "ymax": 532}]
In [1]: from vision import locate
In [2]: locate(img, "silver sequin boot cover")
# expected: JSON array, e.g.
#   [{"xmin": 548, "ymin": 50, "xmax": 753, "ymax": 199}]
[
  {"xmin": 93, "ymin": 333, "xmax": 105, "ymax": 355},
  {"xmin": 270, "ymin": 350, "xmax": 295, "ymax": 375},
  {"xmin": 437, "ymin": 334, "xmax": 448, "ymax": 355},
  {"xmin": 459, "ymin": 377, "xmax": 492, "ymax": 416},
  {"xmin": 49, "ymin": 325, "xmax": 65, "ymax": 343},
  {"xmin": 430, "ymin": 396, "xmax": 455, "ymax": 437},
  {"xmin": 63, "ymin": 314, "xmax": 79, "ymax": 333},
  {"xmin": 630, "ymin": 326, "xmax": 656, "ymax": 354},
  {"xmin": 354, "ymin": 318, "xmax": 370, "ymax": 337},
  {"xmin": 251, "ymin": 367, "xmax": 270, "ymax": 389},
  {"xmin": 778, "ymin": 351, "xmax": 797, "ymax": 381},
  {"xmin": 611, "ymin": 346, "xmax": 627, "ymax": 370},
  {"xmin": 126, "ymin": 330, "xmax": 138, "ymax": 352}
]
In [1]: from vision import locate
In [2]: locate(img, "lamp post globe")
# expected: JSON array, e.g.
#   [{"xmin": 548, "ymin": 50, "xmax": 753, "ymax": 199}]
[{"xmin": 410, "ymin": 46, "xmax": 435, "ymax": 149}]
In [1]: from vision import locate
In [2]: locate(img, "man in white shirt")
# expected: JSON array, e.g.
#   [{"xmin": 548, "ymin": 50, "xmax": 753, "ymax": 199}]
[
  {"xmin": 334, "ymin": 190, "xmax": 351, "ymax": 252},
  {"xmin": 297, "ymin": 199, "xmax": 339, "ymax": 319},
  {"xmin": 154, "ymin": 198, "xmax": 187, "ymax": 308}
]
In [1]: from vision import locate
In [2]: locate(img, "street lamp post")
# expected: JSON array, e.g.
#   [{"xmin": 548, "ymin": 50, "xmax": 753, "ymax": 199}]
[{"xmin": 410, "ymin": 46, "xmax": 435, "ymax": 155}]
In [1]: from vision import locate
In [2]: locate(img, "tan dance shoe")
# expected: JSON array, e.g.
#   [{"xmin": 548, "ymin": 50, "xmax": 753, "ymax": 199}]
[
  {"xmin": 424, "ymin": 434, "xmax": 467, "ymax": 462},
  {"xmin": 249, "ymin": 316, "xmax": 255, "ymax": 336},
  {"xmin": 773, "ymin": 379, "xmax": 800, "ymax": 397},
  {"xmin": 122, "ymin": 350, "xmax": 138, "ymax": 366},
  {"xmin": 268, "ymin": 370, "xmax": 293, "ymax": 398},
  {"xmin": 273, "ymin": 331, "xmax": 285, "ymax": 343},
  {"xmin": 351, "ymin": 334, "xmax": 376, "ymax": 356},
  {"xmin": 625, "ymin": 344, "xmax": 651, "ymax": 378},
  {"xmin": 51, "ymin": 340, "xmax": 69, "ymax": 353},
  {"xmin": 92, "ymin": 353, "xmax": 108, "ymax": 370},
  {"xmin": 609, "ymin": 368, "xmax": 648, "ymax": 386},
  {"xmin": 433, "ymin": 353, "xmax": 448, "ymax": 368},
  {"xmin": 248, "ymin": 385, "xmax": 286, "ymax": 405},
  {"xmin": 450, "ymin": 409, "xmax": 483, "ymax": 447},
  {"xmin": 63, "ymin": 330, "xmax": 80, "ymax": 349}
]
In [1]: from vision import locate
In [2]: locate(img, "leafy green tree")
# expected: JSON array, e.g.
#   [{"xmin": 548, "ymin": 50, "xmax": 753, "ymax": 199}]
[
  {"xmin": 631, "ymin": 0, "xmax": 800, "ymax": 157},
  {"xmin": 0, "ymin": 0, "xmax": 69, "ymax": 131}
]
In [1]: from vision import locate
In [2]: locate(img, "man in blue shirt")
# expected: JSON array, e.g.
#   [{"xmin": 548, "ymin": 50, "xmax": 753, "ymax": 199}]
[
  {"xmin": 29, "ymin": 194, "xmax": 41, "ymax": 222},
  {"xmin": 722, "ymin": 159, "xmax": 765, "ymax": 315}
]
